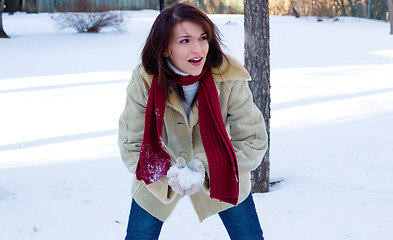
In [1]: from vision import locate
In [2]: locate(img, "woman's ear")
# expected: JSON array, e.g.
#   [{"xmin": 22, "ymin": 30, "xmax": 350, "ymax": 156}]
[{"xmin": 163, "ymin": 50, "xmax": 169, "ymax": 57}]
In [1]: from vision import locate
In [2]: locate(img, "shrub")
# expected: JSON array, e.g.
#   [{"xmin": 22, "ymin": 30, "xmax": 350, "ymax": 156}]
[{"xmin": 51, "ymin": 0, "xmax": 124, "ymax": 33}]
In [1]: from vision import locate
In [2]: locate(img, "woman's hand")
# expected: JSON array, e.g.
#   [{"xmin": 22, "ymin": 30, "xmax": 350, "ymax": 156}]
[
  {"xmin": 167, "ymin": 157, "xmax": 186, "ymax": 196},
  {"xmin": 167, "ymin": 157, "xmax": 205, "ymax": 197}
]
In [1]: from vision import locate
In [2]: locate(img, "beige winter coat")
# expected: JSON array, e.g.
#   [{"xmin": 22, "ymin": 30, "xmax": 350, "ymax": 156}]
[{"xmin": 118, "ymin": 55, "xmax": 268, "ymax": 222}]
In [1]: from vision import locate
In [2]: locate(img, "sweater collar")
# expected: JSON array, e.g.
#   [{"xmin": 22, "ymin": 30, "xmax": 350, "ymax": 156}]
[{"xmin": 166, "ymin": 59, "xmax": 189, "ymax": 76}]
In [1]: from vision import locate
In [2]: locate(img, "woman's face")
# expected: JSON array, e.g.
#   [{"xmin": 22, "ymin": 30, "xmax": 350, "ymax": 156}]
[{"xmin": 165, "ymin": 21, "xmax": 209, "ymax": 76}]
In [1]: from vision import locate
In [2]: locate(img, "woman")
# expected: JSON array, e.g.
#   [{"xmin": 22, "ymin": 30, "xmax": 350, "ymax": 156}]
[{"xmin": 118, "ymin": 3, "xmax": 268, "ymax": 240}]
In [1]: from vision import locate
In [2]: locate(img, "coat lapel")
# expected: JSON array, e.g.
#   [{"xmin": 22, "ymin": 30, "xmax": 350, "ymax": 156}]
[
  {"xmin": 166, "ymin": 91, "xmax": 183, "ymax": 114},
  {"xmin": 189, "ymin": 81, "xmax": 221, "ymax": 129}
]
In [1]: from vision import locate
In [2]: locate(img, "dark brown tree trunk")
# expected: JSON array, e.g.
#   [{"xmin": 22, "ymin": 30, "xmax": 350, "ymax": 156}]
[
  {"xmin": 6, "ymin": 0, "xmax": 14, "ymax": 14},
  {"xmin": 6, "ymin": 0, "xmax": 20, "ymax": 14},
  {"xmin": 244, "ymin": 0, "xmax": 271, "ymax": 193},
  {"xmin": 0, "ymin": 0, "xmax": 10, "ymax": 38},
  {"xmin": 388, "ymin": 0, "xmax": 393, "ymax": 34}
]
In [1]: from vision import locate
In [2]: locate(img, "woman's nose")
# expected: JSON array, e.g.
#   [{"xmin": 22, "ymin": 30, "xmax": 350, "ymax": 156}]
[{"xmin": 191, "ymin": 40, "xmax": 203, "ymax": 54}]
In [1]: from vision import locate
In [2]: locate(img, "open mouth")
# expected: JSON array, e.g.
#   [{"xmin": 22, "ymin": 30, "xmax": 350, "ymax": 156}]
[{"xmin": 188, "ymin": 57, "xmax": 202, "ymax": 63}]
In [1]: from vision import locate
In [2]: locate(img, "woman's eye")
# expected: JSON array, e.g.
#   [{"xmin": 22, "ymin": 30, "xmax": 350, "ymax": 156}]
[
  {"xmin": 200, "ymin": 36, "xmax": 208, "ymax": 41},
  {"xmin": 180, "ymin": 39, "xmax": 189, "ymax": 43}
]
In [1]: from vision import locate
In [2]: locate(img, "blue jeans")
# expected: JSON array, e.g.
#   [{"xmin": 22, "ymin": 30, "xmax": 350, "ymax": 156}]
[{"xmin": 124, "ymin": 193, "xmax": 264, "ymax": 240}]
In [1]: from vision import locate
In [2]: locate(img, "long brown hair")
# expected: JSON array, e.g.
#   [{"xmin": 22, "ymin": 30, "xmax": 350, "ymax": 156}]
[{"xmin": 141, "ymin": 2, "xmax": 226, "ymax": 97}]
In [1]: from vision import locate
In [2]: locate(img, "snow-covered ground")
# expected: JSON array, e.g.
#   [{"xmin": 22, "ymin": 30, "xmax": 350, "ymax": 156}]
[{"xmin": 1, "ymin": 10, "xmax": 393, "ymax": 240}]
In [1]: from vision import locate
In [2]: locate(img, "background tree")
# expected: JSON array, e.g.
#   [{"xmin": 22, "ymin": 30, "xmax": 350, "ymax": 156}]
[
  {"xmin": 5, "ymin": 0, "xmax": 15, "ymax": 14},
  {"xmin": 388, "ymin": 0, "xmax": 393, "ymax": 34},
  {"xmin": 369, "ymin": 0, "xmax": 389, "ymax": 20},
  {"xmin": 159, "ymin": 0, "xmax": 178, "ymax": 11},
  {"xmin": 5, "ymin": 0, "xmax": 21, "ymax": 14},
  {"xmin": 0, "ymin": 0, "xmax": 9, "ymax": 38},
  {"xmin": 244, "ymin": 0, "xmax": 271, "ymax": 192}
]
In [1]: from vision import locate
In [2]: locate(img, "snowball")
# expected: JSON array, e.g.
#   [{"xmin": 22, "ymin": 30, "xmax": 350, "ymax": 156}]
[{"xmin": 167, "ymin": 165, "xmax": 204, "ymax": 190}]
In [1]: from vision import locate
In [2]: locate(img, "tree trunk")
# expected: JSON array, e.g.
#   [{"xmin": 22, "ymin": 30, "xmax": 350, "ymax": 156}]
[
  {"xmin": 6, "ymin": 0, "xmax": 18, "ymax": 14},
  {"xmin": 0, "ymin": 0, "xmax": 10, "ymax": 38},
  {"xmin": 244, "ymin": 0, "xmax": 271, "ymax": 193},
  {"xmin": 347, "ymin": 0, "xmax": 354, "ymax": 17},
  {"xmin": 159, "ymin": 0, "xmax": 164, "ymax": 11},
  {"xmin": 388, "ymin": 0, "xmax": 393, "ymax": 34}
]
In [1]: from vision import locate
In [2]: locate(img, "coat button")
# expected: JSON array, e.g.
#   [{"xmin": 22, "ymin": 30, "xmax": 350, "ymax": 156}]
[{"xmin": 180, "ymin": 152, "xmax": 188, "ymax": 158}]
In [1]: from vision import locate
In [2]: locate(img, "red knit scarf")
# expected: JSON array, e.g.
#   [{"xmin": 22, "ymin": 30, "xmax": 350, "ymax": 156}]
[{"xmin": 136, "ymin": 68, "xmax": 239, "ymax": 205}]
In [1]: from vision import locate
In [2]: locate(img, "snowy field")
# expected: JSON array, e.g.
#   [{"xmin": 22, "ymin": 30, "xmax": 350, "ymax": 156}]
[{"xmin": 1, "ymin": 10, "xmax": 393, "ymax": 240}]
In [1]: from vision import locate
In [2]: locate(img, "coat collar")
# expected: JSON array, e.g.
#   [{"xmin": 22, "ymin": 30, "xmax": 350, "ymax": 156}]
[
  {"xmin": 211, "ymin": 54, "xmax": 251, "ymax": 82},
  {"xmin": 165, "ymin": 54, "xmax": 250, "ymax": 112}
]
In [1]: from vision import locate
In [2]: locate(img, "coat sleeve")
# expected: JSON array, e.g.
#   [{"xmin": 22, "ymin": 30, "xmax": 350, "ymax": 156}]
[
  {"xmin": 118, "ymin": 67, "xmax": 176, "ymax": 204},
  {"xmin": 226, "ymin": 80, "xmax": 269, "ymax": 176},
  {"xmin": 118, "ymin": 67, "xmax": 148, "ymax": 174}
]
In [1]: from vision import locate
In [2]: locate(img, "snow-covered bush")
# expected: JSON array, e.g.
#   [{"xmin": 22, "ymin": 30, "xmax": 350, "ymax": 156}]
[{"xmin": 51, "ymin": 0, "xmax": 124, "ymax": 33}]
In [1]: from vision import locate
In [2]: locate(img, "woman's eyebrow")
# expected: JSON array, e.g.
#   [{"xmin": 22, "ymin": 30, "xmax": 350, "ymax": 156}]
[
  {"xmin": 176, "ymin": 32, "xmax": 207, "ymax": 39},
  {"xmin": 176, "ymin": 35, "xmax": 191, "ymax": 39}
]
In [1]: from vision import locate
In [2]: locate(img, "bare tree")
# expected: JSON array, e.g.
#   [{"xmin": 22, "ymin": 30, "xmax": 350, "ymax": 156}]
[
  {"xmin": 388, "ymin": 0, "xmax": 393, "ymax": 34},
  {"xmin": 244, "ymin": 0, "xmax": 271, "ymax": 192},
  {"xmin": 0, "ymin": 0, "xmax": 9, "ymax": 38},
  {"xmin": 6, "ymin": 0, "xmax": 21, "ymax": 15}
]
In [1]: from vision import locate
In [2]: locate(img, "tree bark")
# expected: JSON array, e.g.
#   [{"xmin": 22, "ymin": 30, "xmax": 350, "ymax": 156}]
[
  {"xmin": 0, "ymin": 0, "xmax": 10, "ymax": 38},
  {"xmin": 6, "ymin": 0, "xmax": 20, "ymax": 14},
  {"xmin": 244, "ymin": 0, "xmax": 271, "ymax": 193},
  {"xmin": 388, "ymin": 0, "xmax": 393, "ymax": 34}
]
